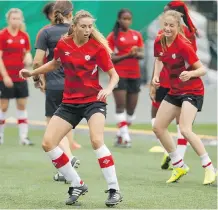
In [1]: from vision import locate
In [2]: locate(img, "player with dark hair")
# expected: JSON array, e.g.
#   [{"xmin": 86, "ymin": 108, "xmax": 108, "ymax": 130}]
[{"xmin": 107, "ymin": 9, "xmax": 144, "ymax": 148}]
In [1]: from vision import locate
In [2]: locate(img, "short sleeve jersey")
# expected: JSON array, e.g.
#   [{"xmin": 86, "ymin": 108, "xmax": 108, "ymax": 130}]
[
  {"xmin": 0, "ymin": 28, "xmax": 31, "ymax": 82},
  {"xmin": 107, "ymin": 29, "xmax": 144, "ymax": 79},
  {"xmin": 154, "ymin": 33, "xmax": 204, "ymax": 95},
  {"xmin": 54, "ymin": 37, "xmax": 114, "ymax": 104}
]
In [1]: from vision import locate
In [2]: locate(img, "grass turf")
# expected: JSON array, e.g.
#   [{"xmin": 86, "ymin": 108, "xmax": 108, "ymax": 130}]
[
  {"xmin": 0, "ymin": 127, "xmax": 217, "ymax": 209},
  {"xmin": 107, "ymin": 123, "xmax": 217, "ymax": 136}
]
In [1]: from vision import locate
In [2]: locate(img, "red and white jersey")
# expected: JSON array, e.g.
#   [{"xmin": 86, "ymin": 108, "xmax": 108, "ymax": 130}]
[
  {"xmin": 157, "ymin": 25, "xmax": 197, "ymax": 88},
  {"xmin": 154, "ymin": 33, "xmax": 204, "ymax": 96},
  {"xmin": 54, "ymin": 37, "xmax": 114, "ymax": 104},
  {"xmin": 107, "ymin": 29, "xmax": 144, "ymax": 79},
  {"xmin": 0, "ymin": 28, "xmax": 31, "ymax": 82}
]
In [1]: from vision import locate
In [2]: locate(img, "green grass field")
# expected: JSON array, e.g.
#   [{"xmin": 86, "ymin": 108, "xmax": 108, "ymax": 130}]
[
  {"xmin": 0, "ymin": 126, "xmax": 217, "ymax": 209},
  {"xmin": 107, "ymin": 123, "xmax": 217, "ymax": 136}
]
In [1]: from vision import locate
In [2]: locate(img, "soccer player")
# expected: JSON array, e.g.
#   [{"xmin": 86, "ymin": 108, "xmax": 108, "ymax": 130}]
[
  {"xmin": 150, "ymin": 1, "xmax": 198, "ymax": 170},
  {"xmin": 152, "ymin": 10, "xmax": 216, "ymax": 185},
  {"xmin": 19, "ymin": 10, "xmax": 122, "ymax": 206},
  {"xmin": 34, "ymin": 1, "xmax": 81, "ymax": 182},
  {"xmin": 0, "ymin": 8, "xmax": 33, "ymax": 145},
  {"xmin": 107, "ymin": 9, "xmax": 144, "ymax": 148}
]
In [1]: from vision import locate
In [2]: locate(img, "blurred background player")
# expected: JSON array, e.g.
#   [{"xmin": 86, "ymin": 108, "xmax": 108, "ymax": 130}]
[
  {"xmin": 20, "ymin": 9, "xmax": 122, "ymax": 207},
  {"xmin": 0, "ymin": 8, "xmax": 33, "ymax": 145},
  {"xmin": 152, "ymin": 10, "xmax": 216, "ymax": 185},
  {"xmin": 33, "ymin": 0, "xmax": 80, "ymax": 182},
  {"xmin": 107, "ymin": 9, "xmax": 144, "ymax": 148},
  {"xmin": 149, "ymin": 1, "xmax": 198, "ymax": 170}
]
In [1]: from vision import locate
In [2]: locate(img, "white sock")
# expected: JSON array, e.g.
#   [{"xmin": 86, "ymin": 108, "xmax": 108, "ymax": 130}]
[
  {"xmin": 176, "ymin": 125, "xmax": 188, "ymax": 159},
  {"xmin": 127, "ymin": 114, "xmax": 136, "ymax": 126},
  {"xmin": 17, "ymin": 109, "xmax": 28, "ymax": 139},
  {"xmin": 200, "ymin": 153, "xmax": 214, "ymax": 171},
  {"xmin": 95, "ymin": 144, "xmax": 120, "ymax": 190},
  {"xmin": 151, "ymin": 118, "xmax": 168, "ymax": 155},
  {"xmin": 46, "ymin": 146, "xmax": 82, "ymax": 187},
  {"xmin": 169, "ymin": 151, "xmax": 184, "ymax": 168},
  {"xmin": 115, "ymin": 113, "xmax": 130, "ymax": 142},
  {"xmin": 0, "ymin": 111, "xmax": 6, "ymax": 138}
]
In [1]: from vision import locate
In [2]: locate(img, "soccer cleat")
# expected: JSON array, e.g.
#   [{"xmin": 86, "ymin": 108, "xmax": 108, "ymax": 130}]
[
  {"xmin": 54, "ymin": 157, "xmax": 80, "ymax": 183},
  {"xmin": 20, "ymin": 137, "xmax": 34, "ymax": 146},
  {"xmin": 65, "ymin": 184, "xmax": 88, "ymax": 205},
  {"xmin": 105, "ymin": 189, "xmax": 123, "ymax": 207},
  {"xmin": 161, "ymin": 154, "xmax": 171, "ymax": 170},
  {"xmin": 53, "ymin": 173, "xmax": 66, "ymax": 182},
  {"xmin": 114, "ymin": 135, "xmax": 123, "ymax": 147},
  {"xmin": 166, "ymin": 167, "xmax": 188, "ymax": 183},
  {"xmin": 71, "ymin": 156, "xmax": 80, "ymax": 169},
  {"xmin": 203, "ymin": 168, "xmax": 216, "ymax": 185}
]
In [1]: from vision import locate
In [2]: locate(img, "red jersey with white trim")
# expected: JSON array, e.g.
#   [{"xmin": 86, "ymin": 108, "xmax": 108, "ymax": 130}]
[
  {"xmin": 0, "ymin": 28, "xmax": 31, "ymax": 82},
  {"xmin": 107, "ymin": 29, "xmax": 144, "ymax": 79},
  {"xmin": 154, "ymin": 33, "xmax": 204, "ymax": 96},
  {"xmin": 157, "ymin": 25, "xmax": 197, "ymax": 88},
  {"xmin": 54, "ymin": 37, "xmax": 114, "ymax": 104}
]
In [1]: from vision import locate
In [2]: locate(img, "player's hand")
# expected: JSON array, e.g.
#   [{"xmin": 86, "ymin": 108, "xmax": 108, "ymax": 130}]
[
  {"xmin": 39, "ymin": 76, "xmax": 46, "ymax": 93},
  {"xmin": 3, "ymin": 76, "xmax": 13, "ymax": 88},
  {"xmin": 19, "ymin": 69, "xmax": 33, "ymax": 79},
  {"xmin": 179, "ymin": 71, "xmax": 192, "ymax": 82},
  {"xmin": 97, "ymin": 88, "xmax": 112, "ymax": 101},
  {"xmin": 149, "ymin": 84, "xmax": 156, "ymax": 102},
  {"xmin": 152, "ymin": 76, "xmax": 160, "ymax": 88}
]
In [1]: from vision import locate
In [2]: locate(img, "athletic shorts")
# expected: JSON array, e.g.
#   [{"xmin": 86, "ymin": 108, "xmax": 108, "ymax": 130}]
[
  {"xmin": 45, "ymin": 89, "xmax": 63, "ymax": 117},
  {"xmin": 54, "ymin": 101, "xmax": 107, "ymax": 129},
  {"xmin": 152, "ymin": 86, "xmax": 170, "ymax": 108},
  {"xmin": 0, "ymin": 81, "xmax": 29, "ymax": 99},
  {"xmin": 164, "ymin": 94, "xmax": 204, "ymax": 112},
  {"xmin": 113, "ymin": 77, "xmax": 141, "ymax": 93}
]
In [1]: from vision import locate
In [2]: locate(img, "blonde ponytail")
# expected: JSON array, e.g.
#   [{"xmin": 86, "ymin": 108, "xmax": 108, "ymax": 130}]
[{"xmin": 91, "ymin": 28, "xmax": 112, "ymax": 54}]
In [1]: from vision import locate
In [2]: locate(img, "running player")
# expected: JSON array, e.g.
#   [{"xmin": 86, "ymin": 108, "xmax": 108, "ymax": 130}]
[
  {"xmin": 0, "ymin": 8, "xmax": 33, "ymax": 145},
  {"xmin": 33, "ymin": 1, "xmax": 80, "ymax": 182},
  {"xmin": 107, "ymin": 9, "xmax": 144, "ymax": 148},
  {"xmin": 20, "ymin": 10, "xmax": 122, "ymax": 206},
  {"xmin": 152, "ymin": 10, "xmax": 216, "ymax": 185},
  {"xmin": 150, "ymin": 1, "xmax": 198, "ymax": 169}
]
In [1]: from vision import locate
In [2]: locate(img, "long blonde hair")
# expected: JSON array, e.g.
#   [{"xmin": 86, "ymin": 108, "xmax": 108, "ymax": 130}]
[
  {"xmin": 6, "ymin": 8, "xmax": 26, "ymax": 32},
  {"xmin": 160, "ymin": 10, "xmax": 189, "ymax": 51},
  {"xmin": 68, "ymin": 10, "xmax": 112, "ymax": 54}
]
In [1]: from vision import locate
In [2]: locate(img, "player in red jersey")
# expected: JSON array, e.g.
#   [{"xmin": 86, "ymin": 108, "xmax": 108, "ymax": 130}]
[
  {"xmin": 19, "ymin": 10, "xmax": 122, "ymax": 207},
  {"xmin": 0, "ymin": 8, "xmax": 33, "ymax": 145},
  {"xmin": 34, "ymin": 1, "xmax": 81, "ymax": 183},
  {"xmin": 150, "ymin": 1, "xmax": 198, "ymax": 170},
  {"xmin": 107, "ymin": 9, "xmax": 144, "ymax": 148},
  {"xmin": 152, "ymin": 10, "xmax": 216, "ymax": 185}
]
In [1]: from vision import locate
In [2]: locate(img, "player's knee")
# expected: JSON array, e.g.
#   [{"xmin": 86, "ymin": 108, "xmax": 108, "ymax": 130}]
[
  {"xmin": 90, "ymin": 134, "xmax": 104, "ymax": 150},
  {"xmin": 152, "ymin": 124, "xmax": 164, "ymax": 137},
  {"xmin": 1, "ymin": 107, "xmax": 8, "ymax": 112},
  {"xmin": 42, "ymin": 134, "xmax": 54, "ymax": 151},
  {"xmin": 179, "ymin": 125, "xmax": 192, "ymax": 139}
]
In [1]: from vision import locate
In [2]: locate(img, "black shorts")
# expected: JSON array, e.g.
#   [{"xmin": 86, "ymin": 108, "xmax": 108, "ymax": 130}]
[
  {"xmin": 45, "ymin": 89, "xmax": 63, "ymax": 117},
  {"xmin": 54, "ymin": 101, "xmax": 107, "ymax": 129},
  {"xmin": 155, "ymin": 86, "xmax": 170, "ymax": 102},
  {"xmin": 164, "ymin": 94, "xmax": 204, "ymax": 112},
  {"xmin": 114, "ymin": 77, "xmax": 141, "ymax": 93},
  {"xmin": 0, "ymin": 81, "xmax": 29, "ymax": 99}
]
